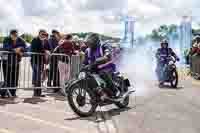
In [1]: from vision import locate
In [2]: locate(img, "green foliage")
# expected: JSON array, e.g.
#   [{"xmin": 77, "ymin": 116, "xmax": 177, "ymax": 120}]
[
  {"xmin": 20, "ymin": 34, "xmax": 33, "ymax": 43},
  {"xmin": 147, "ymin": 24, "xmax": 178, "ymax": 41},
  {"xmin": 0, "ymin": 36, "xmax": 4, "ymax": 43},
  {"xmin": 71, "ymin": 32, "xmax": 88, "ymax": 38},
  {"xmin": 71, "ymin": 32, "xmax": 120, "ymax": 42}
]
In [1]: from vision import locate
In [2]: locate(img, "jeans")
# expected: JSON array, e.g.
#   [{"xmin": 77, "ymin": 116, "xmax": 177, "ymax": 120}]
[
  {"xmin": 47, "ymin": 62, "xmax": 60, "ymax": 88},
  {"xmin": 2, "ymin": 61, "xmax": 19, "ymax": 96},
  {"xmin": 32, "ymin": 64, "xmax": 43, "ymax": 96},
  {"xmin": 156, "ymin": 63, "xmax": 165, "ymax": 82}
]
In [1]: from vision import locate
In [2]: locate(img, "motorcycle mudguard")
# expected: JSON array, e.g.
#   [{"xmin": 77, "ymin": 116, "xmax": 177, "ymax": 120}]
[{"xmin": 64, "ymin": 79, "xmax": 79, "ymax": 93}]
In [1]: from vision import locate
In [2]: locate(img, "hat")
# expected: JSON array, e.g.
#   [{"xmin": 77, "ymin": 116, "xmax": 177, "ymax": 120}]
[
  {"xmin": 52, "ymin": 29, "xmax": 59, "ymax": 34},
  {"xmin": 10, "ymin": 29, "xmax": 18, "ymax": 35},
  {"xmin": 39, "ymin": 29, "xmax": 47, "ymax": 34}
]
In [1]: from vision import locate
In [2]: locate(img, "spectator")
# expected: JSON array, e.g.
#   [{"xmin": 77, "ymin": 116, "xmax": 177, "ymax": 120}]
[
  {"xmin": 190, "ymin": 43, "xmax": 198, "ymax": 56},
  {"xmin": 80, "ymin": 41, "xmax": 87, "ymax": 53},
  {"xmin": 47, "ymin": 30, "xmax": 61, "ymax": 92},
  {"xmin": 79, "ymin": 41, "xmax": 87, "ymax": 63},
  {"xmin": 72, "ymin": 35, "xmax": 81, "ymax": 52},
  {"xmin": 58, "ymin": 34, "xmax": 74, "ymax": 89},
  {"xmin": 2, "ymin": 29, "xmax": 26, "ymax": 97},
  {"xmin": 30, "ymin": 30, "xmax": 49, "ymax": 97}
]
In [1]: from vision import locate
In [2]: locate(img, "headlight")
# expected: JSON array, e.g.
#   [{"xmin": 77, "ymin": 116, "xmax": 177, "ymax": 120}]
[
  {"xmin": 168, "ymin": 61, "xmax": 174, "ymax": 65},
  {"xmin": 78, "ymin": 72, "xmax": 86, "ymax": 79}
]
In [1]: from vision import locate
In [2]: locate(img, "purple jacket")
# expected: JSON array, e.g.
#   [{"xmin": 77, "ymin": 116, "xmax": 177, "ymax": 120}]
[{"xmin": 84, "ymin": 45, "xmax": 116, "ymax": 72}]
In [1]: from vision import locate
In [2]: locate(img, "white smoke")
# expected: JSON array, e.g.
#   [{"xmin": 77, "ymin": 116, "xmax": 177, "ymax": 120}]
[{"xmin": 118, "ymin": 42, "xmax": 159, "ymax": 96}]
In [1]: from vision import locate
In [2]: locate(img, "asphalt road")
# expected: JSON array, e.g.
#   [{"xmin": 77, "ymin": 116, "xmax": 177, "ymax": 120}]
[{"xmin": 0, "ymin": 74, "xmax": 200, "ymax": 133}]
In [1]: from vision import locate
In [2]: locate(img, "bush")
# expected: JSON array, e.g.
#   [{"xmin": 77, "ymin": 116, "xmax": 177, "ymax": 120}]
[{"xmin": 0, "ymin": 36, "xmax": 4, "ymax": 43}]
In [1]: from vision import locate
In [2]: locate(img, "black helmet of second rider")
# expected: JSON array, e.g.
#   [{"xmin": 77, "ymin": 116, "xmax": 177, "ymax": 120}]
[
  {"xmin": 161, "ymin": 39, "xmax": 168, "ymax": 49},
  {"xmin": 85, "ymin": 33, "xmax": 100, "ymax": 50}
]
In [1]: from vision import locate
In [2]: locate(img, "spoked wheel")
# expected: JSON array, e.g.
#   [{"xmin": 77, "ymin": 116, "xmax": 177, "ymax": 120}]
[
  {"xmin": 67, "ymin": 81, "xmax": 97, "ymax": 117},
  {"xmin": 170, "ymin": 70, "xmax": 178, "ymax": 88}
]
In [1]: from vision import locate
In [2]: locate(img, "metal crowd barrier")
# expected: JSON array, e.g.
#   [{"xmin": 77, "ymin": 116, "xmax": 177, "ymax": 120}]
[
  {"xmin": 0, "ymin": 51, "xmax": 82, "ymax": 91},
  {"xmin": 190, "ymin": 54, "xmax": 200, "ymax": 79}
]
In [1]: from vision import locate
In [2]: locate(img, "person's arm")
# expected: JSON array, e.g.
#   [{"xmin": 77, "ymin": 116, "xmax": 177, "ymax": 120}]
[
  {"xmin": 170, "ymin": 48, "xmax": 179, "ymax": 61},
  {"xmin": 3, "ymin": 37, "xmax": 13, "ymax": 51},
  {"xmin": 83, "ymin": 49, "xmax": 89, "ymax": 65},
  {"xmin": 95, "ymin": 47, "xmax": 111, "ymax": 65},
  {"xmin": 19, "ymin": 38, "xmax": 27, "ymax": 51},
  {"xmin": 30, "ymin": 38, "xmax": 38, "ymax": 53}
]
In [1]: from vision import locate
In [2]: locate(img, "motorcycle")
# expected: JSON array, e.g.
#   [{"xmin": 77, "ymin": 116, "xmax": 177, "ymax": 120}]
[
  {"xmin": 158, "ymin": 56, "xmax": 179, "ymax": 88},
  {"xmin": 66, "ymin": 63, "xmax": 135, "ymax": 117}
]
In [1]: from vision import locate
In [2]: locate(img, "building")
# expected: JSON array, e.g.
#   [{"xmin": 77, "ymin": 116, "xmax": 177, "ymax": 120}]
[
  {"xmin": 179, "ymin": 16, "xmax": 192, "ymax": 54},
  {"xmin": 120, "ymin": 16, "xmax": 135, "ymax": 49}
]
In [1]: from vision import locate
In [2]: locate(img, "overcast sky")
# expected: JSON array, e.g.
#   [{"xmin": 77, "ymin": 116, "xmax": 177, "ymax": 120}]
[{"xmin": 0, "ymin": 0, "xmax": 200, "ymax": 37}]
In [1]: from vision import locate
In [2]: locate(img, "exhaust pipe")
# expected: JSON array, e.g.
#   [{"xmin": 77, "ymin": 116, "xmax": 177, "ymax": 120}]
[{"xmin": 104, "ymin": 88, "xmax": 136, "ymax": 103}]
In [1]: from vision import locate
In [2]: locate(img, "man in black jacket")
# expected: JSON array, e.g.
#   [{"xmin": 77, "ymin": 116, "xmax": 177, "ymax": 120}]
[
  {"xmin": 2, "ymin": 29, "xmax": 26, "ymax": 97},
  {"xmin": 47, "ymin": 30, "xmax": 61, "ymax": 92},
  {"xmin": 31, "ymin": 30, "xmax": 49, "ymax": 97}
]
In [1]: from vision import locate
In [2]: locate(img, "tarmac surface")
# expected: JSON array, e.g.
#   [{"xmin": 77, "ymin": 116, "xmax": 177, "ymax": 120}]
[{"xmin": 0, "ymin": 74, "xmax": 200, "ymax": 133}]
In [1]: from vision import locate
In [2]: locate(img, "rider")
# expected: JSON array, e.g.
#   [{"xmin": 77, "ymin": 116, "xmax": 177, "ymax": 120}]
[
  {"xmin": 156, "ymin": 39, "xmax": 179, "ymax": 85},
  {"xmin": 83, "ymin": 33, "xmax": 118, "ymax": 98}
]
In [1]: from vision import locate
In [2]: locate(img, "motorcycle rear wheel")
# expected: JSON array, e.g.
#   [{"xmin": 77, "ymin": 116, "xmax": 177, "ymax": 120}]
[
  {"xmin": 115, "ymin": 96, "xmax": 130, "ymax": 108},
  {"xmin": 115, "ymin": 86, "xmax": 130, "ymax": 108}
]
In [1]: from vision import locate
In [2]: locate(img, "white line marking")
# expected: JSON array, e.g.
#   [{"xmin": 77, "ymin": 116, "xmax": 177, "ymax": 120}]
[
  {"xmin": 0, "ymin": 128, "xmax": 15, "ymax": 133},
  {"xmin": 0, "ymin": 109, "xmax": 81, "ymax": 133}
]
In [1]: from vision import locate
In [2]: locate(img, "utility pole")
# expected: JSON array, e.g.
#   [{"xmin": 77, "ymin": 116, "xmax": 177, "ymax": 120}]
[{"xmin": 120, "ymin": 16, "xmax": 135, "ymax": 49}]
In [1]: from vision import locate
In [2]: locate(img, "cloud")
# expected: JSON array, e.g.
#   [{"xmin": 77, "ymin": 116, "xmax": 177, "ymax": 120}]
[
  {"xmin": 0, "ymin": 0, "xmax": 126, "ymax": 36},
  {"xmin": 0, "ymin": 0, "xmax": 200, "ymax": 37},
  {"xmin": 128, "ymin": 0, "xmax": 200, "ymax": 36}
]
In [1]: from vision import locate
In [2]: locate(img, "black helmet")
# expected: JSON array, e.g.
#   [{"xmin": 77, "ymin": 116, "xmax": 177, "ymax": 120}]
[
  {"xmin": 86, "ymin": 33, "xmax": 100, "ymax": 49},
  {"xmin": 194, "ymin": 36, "xmax": 200, "ymax": 43},
  {"xmin": 161, "ymin": 39, "xmax": 168, "ymax": 48}
]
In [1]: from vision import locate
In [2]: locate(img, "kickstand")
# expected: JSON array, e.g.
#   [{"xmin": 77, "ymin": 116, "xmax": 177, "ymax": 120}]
[{"xmin": 95, "ymin": 106, "xmax": 105, "ymax": 122}]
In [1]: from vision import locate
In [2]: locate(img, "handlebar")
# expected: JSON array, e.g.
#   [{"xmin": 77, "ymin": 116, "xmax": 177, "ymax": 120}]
[{"xmin": 158, "ymin": 56, "xmax": 179, "ymax": 62}]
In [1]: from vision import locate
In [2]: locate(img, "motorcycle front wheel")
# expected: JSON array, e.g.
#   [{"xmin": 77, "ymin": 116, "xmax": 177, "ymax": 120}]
[
  {"xmin": 170, "ymin": 70, "xmax": 178, "ymax": 88},
  {"xmin": 67, "ymin": 80, "xmax": 97, "ymax": 117}
]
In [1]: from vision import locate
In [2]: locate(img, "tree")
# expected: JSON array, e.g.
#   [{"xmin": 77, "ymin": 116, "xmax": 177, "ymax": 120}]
[
  {"xmin": 21, "ymin": 34, "xmax": 33, "ymax": 43},
  {"xmin": 0, "ymin": 36, "xmax": 4, "ymax": 43},
  {"xmin": 147, "ymin": 24, "xmax": 179, "ymax": 41}
]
